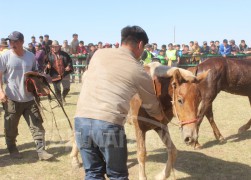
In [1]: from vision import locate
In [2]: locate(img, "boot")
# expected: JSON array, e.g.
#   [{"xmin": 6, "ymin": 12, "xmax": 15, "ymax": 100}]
[
  {"xmin": 8, "ymin": 145, "xmax": 23, "ymax": 159},
  {"xmin": 35, "ymin": 139, "xmax": 54, "ymax": 161}
]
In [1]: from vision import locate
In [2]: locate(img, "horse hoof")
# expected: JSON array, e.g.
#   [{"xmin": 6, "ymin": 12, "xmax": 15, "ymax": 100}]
[
  {"xmin": 194, "ymin": 143, "xmax": 202, "ymax": 150},
  {"xmin": 219, "ymin": 136, "xmax": 225, "ymax": 143},
  {"xmin": 139, "ymin": 177, "xmax": 147, "ymax": 180},
  {"xmin": 155, "ymin": 173, "xmax": 167, "ymax": 180}
]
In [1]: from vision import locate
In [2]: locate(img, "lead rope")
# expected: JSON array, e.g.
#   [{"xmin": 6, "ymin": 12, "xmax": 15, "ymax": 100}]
[{"xmin": 171, "ymin": 85, "xmax": 182, "ymax": 128}]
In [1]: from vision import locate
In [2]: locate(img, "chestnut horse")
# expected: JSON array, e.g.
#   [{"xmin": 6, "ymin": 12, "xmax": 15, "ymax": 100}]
[
  {"xmin": 188, "ymin": 57, "xmax": 251, "ymax": 148},
  {"xmin": 127, "ymin": 63, "xmax": 209, "ymax": 179}
]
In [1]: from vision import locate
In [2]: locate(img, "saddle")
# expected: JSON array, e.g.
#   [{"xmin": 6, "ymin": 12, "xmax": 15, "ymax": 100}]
[{"xmin": 25, "ymin": 72, "xmax": 50, "ymax": 97}]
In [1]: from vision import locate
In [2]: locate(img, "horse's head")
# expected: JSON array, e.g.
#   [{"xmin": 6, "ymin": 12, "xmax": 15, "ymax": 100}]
[{"xmin": 170, "ymin": 69, "xmax": 209, "ymax": 145}]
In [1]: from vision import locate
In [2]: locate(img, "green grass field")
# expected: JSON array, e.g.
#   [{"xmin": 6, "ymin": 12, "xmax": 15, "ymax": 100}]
[{"xmin": 0, "ymin": 83, "xmax": 251, "ymax": 180}]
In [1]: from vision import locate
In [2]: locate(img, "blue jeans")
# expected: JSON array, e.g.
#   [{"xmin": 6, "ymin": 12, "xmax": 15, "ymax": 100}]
[{"xmin": 75, "ymin": 118, "xmax": 128, "ymax": 180}]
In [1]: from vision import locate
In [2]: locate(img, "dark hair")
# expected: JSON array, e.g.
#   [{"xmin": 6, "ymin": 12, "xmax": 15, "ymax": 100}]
[
  {"xmin": 121, "ymin": 26, "xmax": 149, "ymax": 45},
  {"xmin": 185, "ymin": 45, "xmax": 189, "ymax": 48},
  {"xmin": 161, "ymin": 44, "xmax": 166, "ymax": 48},
  {"xmin": 39, "ymin": 36, "xmax": 43, "ymax": 39},
  {"xmin": 176, "ymin": 44, "xmax": 180, "ymax": 48},
  {"xmin": 72, "ymin": 33, "xmax": 78, "ymax": 37},
  {"xmin": 190, "ymin": 41, "xmax": 194, "ymax": 44}
]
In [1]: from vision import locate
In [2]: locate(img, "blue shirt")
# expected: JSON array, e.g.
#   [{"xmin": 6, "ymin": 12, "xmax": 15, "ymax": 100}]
[
  {"xmin": 219, "ymin": 44, "xmax": 231, "ymax": 55},
  {"xmin": 0, "ymin": 49, "xmax": 37, "ymax": 102}
]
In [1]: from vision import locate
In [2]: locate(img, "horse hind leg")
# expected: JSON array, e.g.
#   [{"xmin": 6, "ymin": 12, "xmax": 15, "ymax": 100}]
[
  {"xmin": 238, "ymin": 96, "xmax": 251, "ymax": 133},
  {"xmin": 154, "ymin": 126, "xmax": 177, "ymax": 180}
]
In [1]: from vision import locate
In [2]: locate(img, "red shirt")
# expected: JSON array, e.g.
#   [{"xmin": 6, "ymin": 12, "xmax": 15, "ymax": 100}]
[{"xmin": 77, "ymin": 46, "xmax": 87, "ymax": 54}]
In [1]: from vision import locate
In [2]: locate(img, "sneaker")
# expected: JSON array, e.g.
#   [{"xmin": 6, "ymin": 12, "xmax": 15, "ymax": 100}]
[{"xmin": 38, "ymin": 150, "xmax": 54, "ymax": 161}]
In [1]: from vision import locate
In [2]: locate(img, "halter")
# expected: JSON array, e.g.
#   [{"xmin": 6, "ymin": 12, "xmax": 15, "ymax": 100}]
[
  {"xmin": 152, "ymin": 78, "xmax": 199, "ymax": 128},
  {"xmin": 171, "ymin": 84, "xmax": 199, "ymax": 128}
]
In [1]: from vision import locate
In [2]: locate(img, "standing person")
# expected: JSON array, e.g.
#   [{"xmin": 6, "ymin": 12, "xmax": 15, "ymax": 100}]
[
  {"xmin": 45, "ymin": 40, "xmax": 73, "ymax": 105},
  {"xmin": 152, "ymin": 43, "xmax": 159, "ymax": 57},
  {"xmin": 39, "ymin": 36, "xmax": 43, "ymax": 44},
  {"xmin": 86, "ymin": 43, "xmax": 96, "ymax": 69},
  {"xmin": 191, "ymin": 41, "xmax": 201, "ymax": 64},
  {"xmin": 97, "ymin": 41, "xmax": 103, "ymax": 49},
  {"xmin": 35, "ymin": 43, "xmax": 46, "ymax": 72},
  {"xmin": 219, "ymin": 39, "xmax": 231, "ymax": 57},
  {"xmin": 113, "ymin": 42, "xmax": 119, "ymax": 48},
  {"xmin": 42, "ymin": 34, "xmax": 52, "ymax": 55},
  {"xmin": 200, "ymin": 41, "xmax": 210, "ymax": 62},
  {"xmin": 75, "ymin": 41, "xmax": 87, "ymax": 83},
  {"xmin": 215, "ymin": 40, "xmax": 220, "ymax": 50},
  {"xmin": 229, "ymin": 39, "xmax": 239, "ymax": 55},
  {"xmin": 61, "ymin": 40, "xmax": 72, "ymax": 55},
  {"xmin": 141, "ymin": 43, "xmax": 153, "ymax": 64},
  {"xmin": 0, "ymin": 31, "xmax": 53, "ymax": 160},
  {"xmin": 70, "ymin": 33, "xmax": 79, "ymax": 83},
  {"xmin": 31, "ymin": 36, "xmax": 36, "ymax": 47},
  {"xmin": 74, "ymin": 25, "xmax": 164, "ymax": 180},
  {"xmin": 239, "ymin": 40, "xmax": 248, "ymax": 53},
  {"xmin": 166, "ymin": 43, "xmax": 178, "ymax": 67},
  {"xmin": 27, "ymin": 43, "xmax": 36, "ymax": 54}
]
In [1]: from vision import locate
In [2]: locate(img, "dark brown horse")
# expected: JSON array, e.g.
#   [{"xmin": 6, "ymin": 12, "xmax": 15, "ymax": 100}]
[{"xmin": 188, "ymin": 57, "xmax": 251, "ymax": 148}]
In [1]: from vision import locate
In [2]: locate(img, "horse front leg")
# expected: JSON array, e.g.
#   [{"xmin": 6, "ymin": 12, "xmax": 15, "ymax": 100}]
[
  {"xmin": 154, "ymin": 125, "xmax": 177, "ymax": 180},
  {"xmin": 205, "ymin": 105, "xmax": 224, "ymax": 142},
  {"xmin": 238, "ymin": 96, "xmax": 251, "ymax": 133},
  {"xmin": 135, "ymin": 126, "xmax": 147, "ymax": 180}
]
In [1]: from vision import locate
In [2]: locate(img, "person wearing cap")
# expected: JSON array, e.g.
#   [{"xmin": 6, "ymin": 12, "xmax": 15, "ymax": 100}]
[
  {"xmin": 0, "ymin": 38, "xmax": 9, "ymax": 54},
  {"xmin": 200, "ymin": 41, "xmax": 210, "ymax": 62},
  {"xmin": 166, "ymin": 43, "xmax": 179, "ymax": 67},
  {"xmin": 239, "ymin": 40, "xmax": 248, "ymax": 53},
  {"xmin": 45, "ymin": 40, "xmax": 73, "ymax": 105},
  {"xmin": 35, "ymin": 43, "xmax": 46, "ymax": 72},
  {"xmin": 104, "ymin": 43, "xmax": 111, "ymax": 48},
  {"xmin": 229, "ymin": 39, "xmax": 239, "ymax": 55},
  {"xmin": 0, "ymin": 31, "xmax": 53, "ymax": 160},
  {"xmin": 61, "ymin": 40, "xmax": 72, "ymax": 55},
  {"xmin": 31, "ymin": 36, "xmax": 36, "ymax": 47},
  {"xmin": 74, "ymin": 25, "xmax": 164, "ymax": 179},
  {"xmin": 141, "ymin": 43, "xmax": 153, "ymax": 64},
  {"xmin": 86, "ymin": 43, "xmax": 96, "ymax": 69},
  {"xmin": 42, "ymin": 34, "xmax": 52, "ymax": 55},
  {"xmin": 113, "ymin": 42, "xmax": 119, "ymax": 48},
  {"xmin": 219, "ymin": 39, "xmax": 231, "ymax": 57}
]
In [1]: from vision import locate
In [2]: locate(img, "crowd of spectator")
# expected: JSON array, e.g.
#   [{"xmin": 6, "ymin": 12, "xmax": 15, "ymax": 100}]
[
  {"xmin": 1, "ymin": 34, "xmax": 251, "ymax": 72},
  {"xmin": 141, "ymin": 39, "xmax": 251, "ymax": 67}
]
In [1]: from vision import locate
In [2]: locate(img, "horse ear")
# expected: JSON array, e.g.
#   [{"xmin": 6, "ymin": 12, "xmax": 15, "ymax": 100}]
[
  {"xmin": 172, "ymin": 69, "xmax": 184, "ymax": 87},
  {"xmin": 196, "ymin": 69, "xmax": 210, "ymax": 82}
]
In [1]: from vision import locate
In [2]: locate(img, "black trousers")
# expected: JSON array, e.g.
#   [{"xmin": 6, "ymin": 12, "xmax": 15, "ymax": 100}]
[
  {"xmin": 52, "ymin": 74, "xmax": 70, "ymax": 102},
  {"xmin": 4, "ymin": 99, "xmax": 45, "ymax": 152}
]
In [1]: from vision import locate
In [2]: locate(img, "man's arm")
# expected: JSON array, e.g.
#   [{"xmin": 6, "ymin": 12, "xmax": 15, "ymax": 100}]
[
  {"xmin": 135, "ymin": 68, "xmax": 164, "ymax": 121},
  {"xmin": 0, "ymin": 72, "xmax": 7, "ymax": 103}
]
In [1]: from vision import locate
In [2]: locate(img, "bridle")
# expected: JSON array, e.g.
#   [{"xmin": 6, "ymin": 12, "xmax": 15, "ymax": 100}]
[{"xmin": 153, "ymin": 77, "xmax": 199, "ymax": 128}]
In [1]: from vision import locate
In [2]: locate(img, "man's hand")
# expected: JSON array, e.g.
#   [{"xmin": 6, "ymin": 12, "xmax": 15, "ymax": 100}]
[
  {"xmin": 65, "ymin": 66, "xmax": 71, "ymax": 71},
  {"xmin": 0, "ymin": 90, "xmax": 8, "ymax": 103}
]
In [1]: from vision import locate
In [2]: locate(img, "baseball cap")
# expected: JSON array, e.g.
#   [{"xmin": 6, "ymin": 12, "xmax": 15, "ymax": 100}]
[
  {"xmin": 6, "ymin": 31, "xmax": 24, "ymax": 41},
  {"xmin": 63, "ymin": 40, "xmax": 68, "ymax": 43},
  {"xmin": 223, "ymin": 39, "xmax": 228, "ymax": 43},
  {"xmin": 229, "ymin": 39, "xmax": 235, "ymax": 43},
  {"xmin": 203, "ymin": 41, "xmax": 207, "ymax": 44},
  {"xmin": 145, "ymin": 43, "xmax": 152, "ymax": 48},
  {"xmin": 88, "ymin": 43, "xmax": 94, "ymax": 47},
  {"xmin": 44, "ymin": 34, "xmax": 49, "ymax": 37}
]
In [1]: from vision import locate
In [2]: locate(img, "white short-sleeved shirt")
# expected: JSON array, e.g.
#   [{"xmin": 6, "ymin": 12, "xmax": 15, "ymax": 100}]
[{"xmin": 0, "ymin": 49, "xmax": 37, "ymax": 102}]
